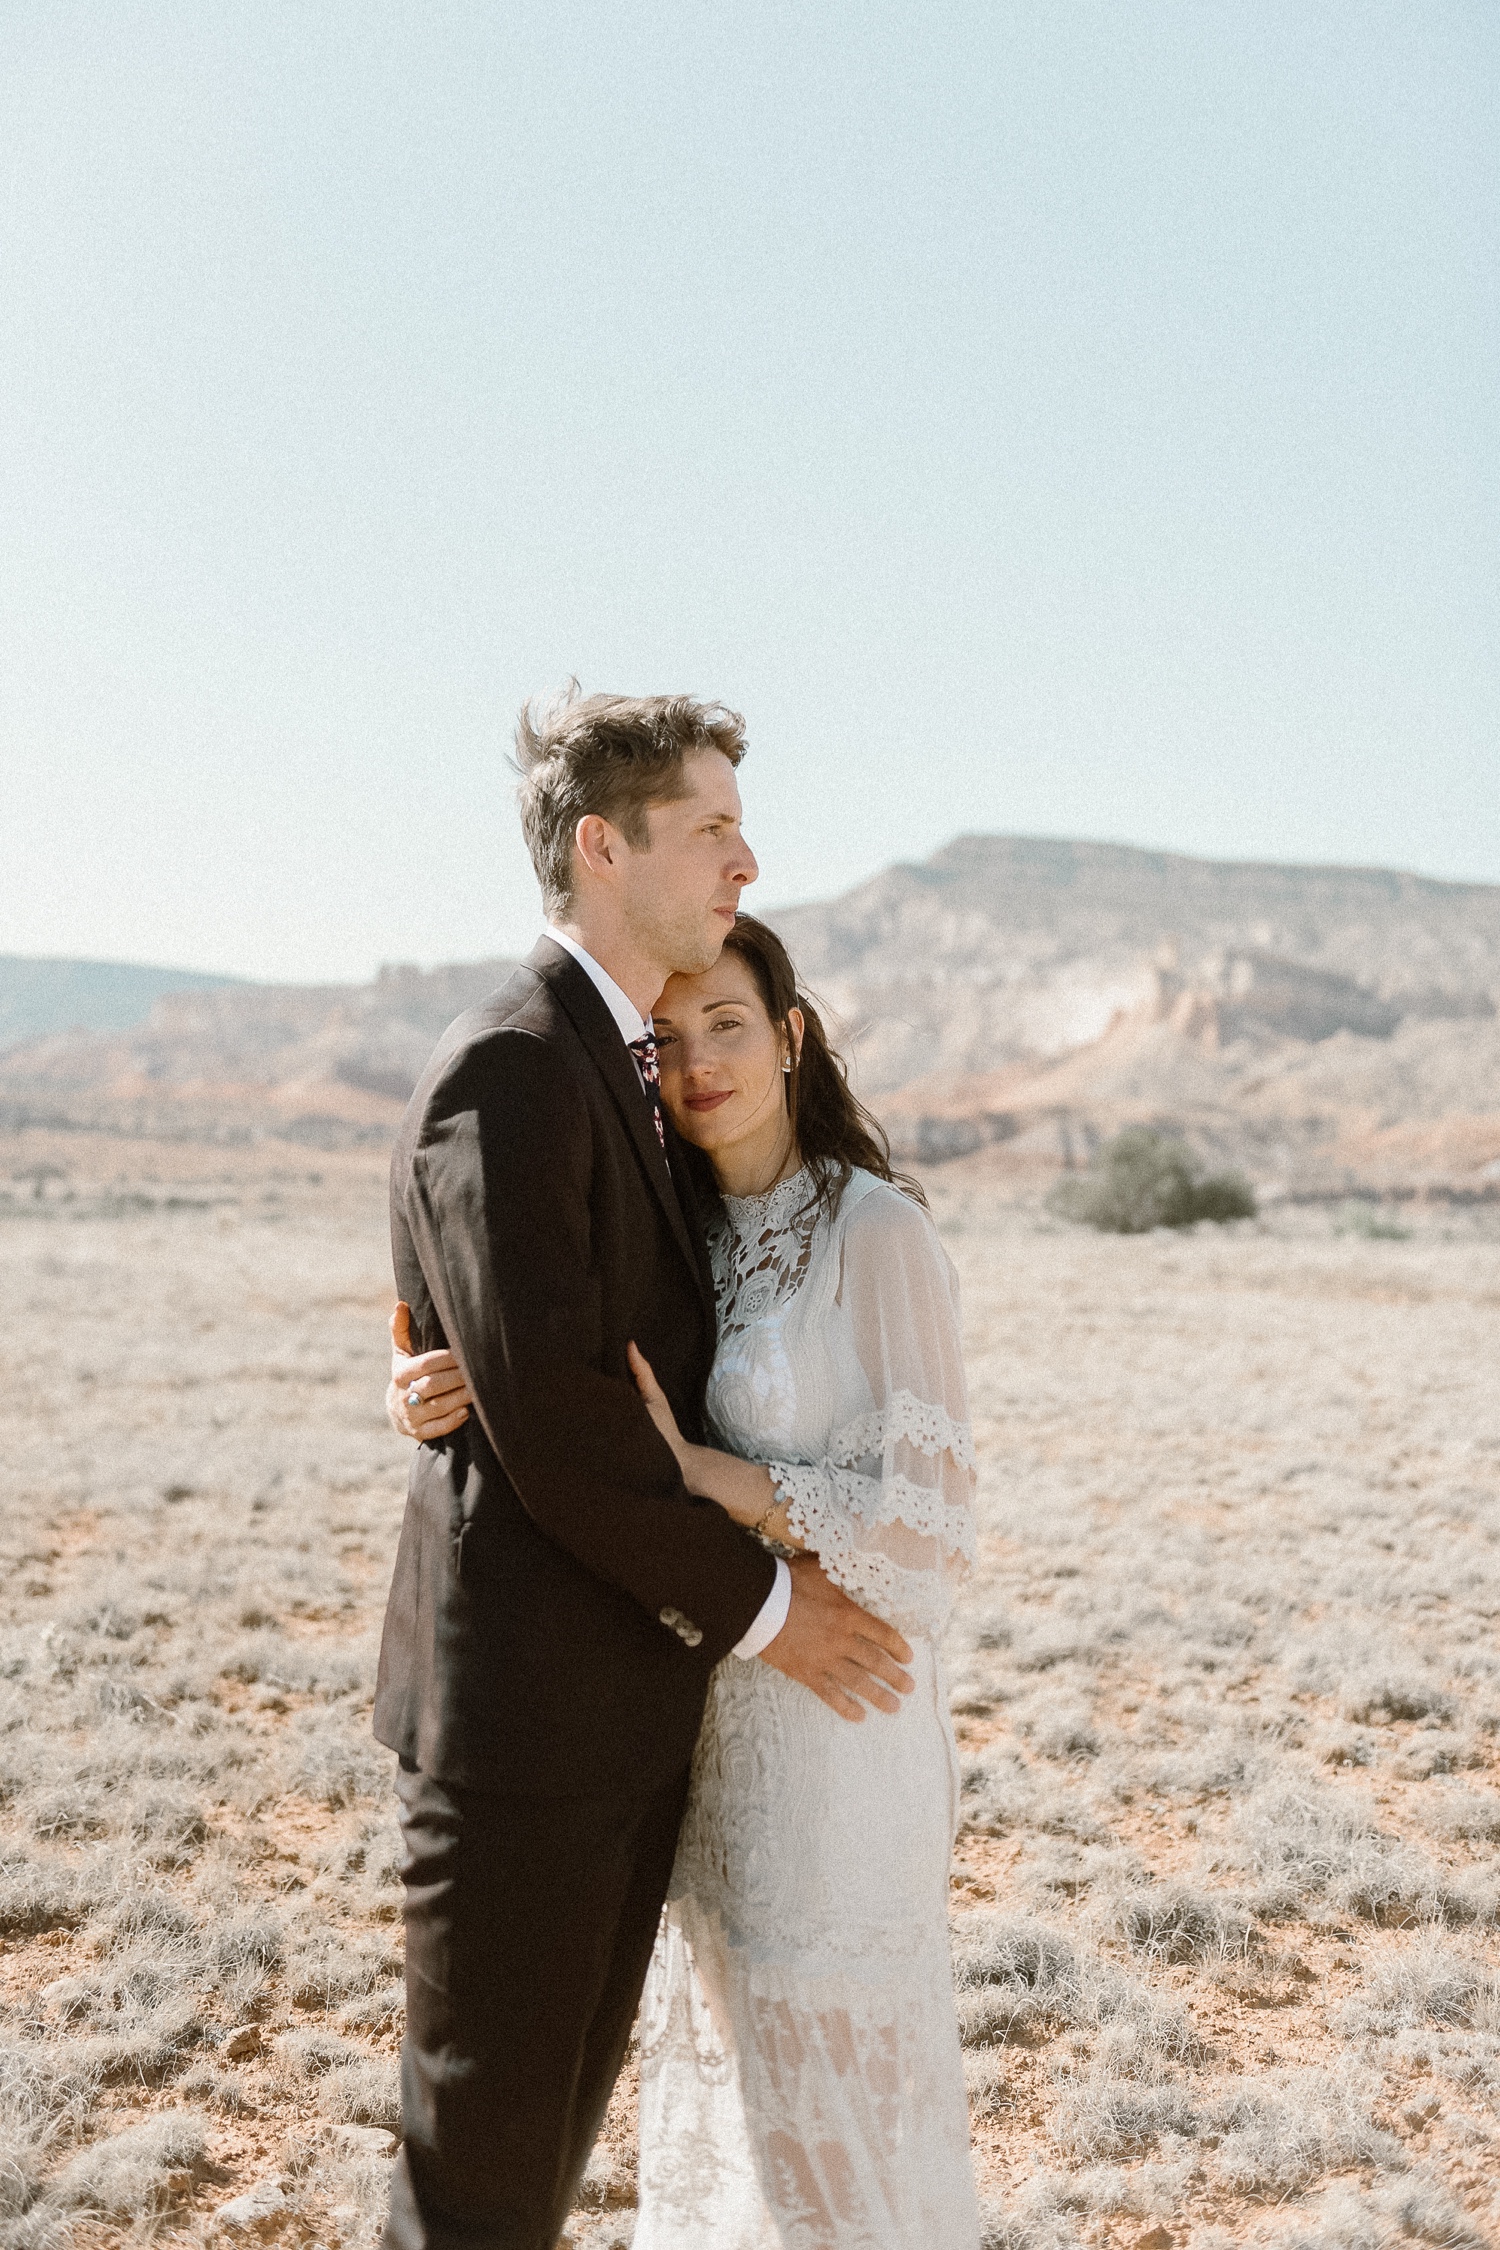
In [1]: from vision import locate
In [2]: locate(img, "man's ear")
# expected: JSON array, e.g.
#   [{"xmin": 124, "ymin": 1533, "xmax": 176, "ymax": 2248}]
[{"xmin": 573, "ymin": 813, "xmax": 620, "ymax": 883}]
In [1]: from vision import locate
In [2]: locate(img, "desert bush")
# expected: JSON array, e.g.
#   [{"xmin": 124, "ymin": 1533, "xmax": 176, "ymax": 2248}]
[
  {"xmin": 965, "ymin": 2047, "xmax": 1008, "ymax": 2117},
  {"xmin": 85, "ymin": 2003, "xmax": 207, "ymax": 2088},
  {"xmin": 1339, "ymin": 1938, "xmax": 1500, "ymax": 2035},
  {"xmin": 275, "ymin": 2029, "xmax": 367, "ymax": 2078},
  {"xmin": 1433, "ymin": 1790, "xmax": 1500, "ymax": 1842},
  {"xmin": 962, "ymin": 1737, "xmax": 1115, "ymax": 1845},
  {"xmin": 951, "ymin": 1910, "xmax": 1201, "ymax": 2088},
  {"xmin": 952, "ymin": 1916, "xmax": 1083, "ymax": 2046},
  {"xmin": 127, "ymin": 1788, "xmax": 213, "ymax": 1864},
  {"xmin": 1024, "ymin": 1840, "xmax": 1151, "ymax": 1906},
  {"xmin": 1020, "ymin": 1705, "xmax": 1100, "ymax": 1761},
  {"xmin": 1229, "ymin": 1784, "xmax": 1483, "ymax": 1926},
  {"xmin": 1113, "ymin": 1883, "xmax": 1251, "ymax": 1963},
  {"xmin": 0, "ymin": 2044, "xmax": 100, "ymax": 2225},
  {"xmin": 1205, "ymin": 2067, "xmax": 1399, "ymax": 2193},
  {"xmin": 48, "ymin": 2108, "xmax": 206, "ymax": 2217},
  {"xmin": 218, "ymin": 1630, "xmax": 370, "ymax": 1700},
  {"xmin": 978, "ymin": 2181, "xmax": 1084, "ymax": 2250},
  {"xmin": 1046, "ymin": 1128, "xmax": 1256, "ymax": 1233},
  {"xmin": 1146, "ymin": 1730, "xmax": 1277, "ymax": 1798},
  {"xmin": 286, "ymin": 1710, "xmax": 392, "ymax": 1809},
  {"xmin": 0, "ymin": 1853, "xmax": 99, "ymax": 1941},
  {"xmin": 311, "ymin": 1814, "xmax": 405, "ymax": 1893},
  {"xmin": 284, "ymin": 1930, "xmax": 399, "ymax": 2011},
  {"xmin": 316, "ymin": 2056, "xmax": 401, "ymax": 2132},
  {"xmin": 204, "ymin": 1909, "xmax": 284, "ymax": 2022},
  {"xmin": 335, "ymin": 1985, "xmax": 403, "ymax": 2035},
  {"xmin": 292, "ymin": 2135, "xmax": 405, "ymax": 2243},
  {"xmin": 1335, "ymin": 1200, "xmax": 1413, "ymax": 1242},
  {"xmin": 1085, "ymin": 1982, "xmax": 1202, "ymax": 2071},
  {"xmin": 105, "ymin": 1892, "xmax": 197, "ymax": 1946},
  {"xmin": 1050, "ymin": 2071, "xmax": 1199, "ymax": 2160},
  {"xmin": 959, "ymin": 1750, "xmax": 1043, "ymax": 1840},
  {"xmin": 24, "ymin": 1787, "xmax": 106, "ymax": 1843},
  {"xmin": 1344, "ymin": 1676, "xmax": 1457, "ymax": 1727},
  {"xmin": 1281, "ymin": 2172, "xmax": 1486, "ymax": 2249},
  {"xmin": 175, "ymin": 2061, "xmax": 258, "ymax": 2116},
  {"xmin": 1398, "ymin": 1729, "xmax": 1481, "ymax": 1780}
]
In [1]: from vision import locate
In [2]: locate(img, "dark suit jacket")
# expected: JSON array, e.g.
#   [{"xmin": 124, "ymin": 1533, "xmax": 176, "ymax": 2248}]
[{"xmin": 373, "ymin": 938, "xmax": 777, "ymax": 1796}]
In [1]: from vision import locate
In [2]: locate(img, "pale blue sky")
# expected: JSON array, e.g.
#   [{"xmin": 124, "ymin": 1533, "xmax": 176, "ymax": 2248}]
[{"xmin": 2, "ymin": 1, "xmax": 1496, "ymax": 982}]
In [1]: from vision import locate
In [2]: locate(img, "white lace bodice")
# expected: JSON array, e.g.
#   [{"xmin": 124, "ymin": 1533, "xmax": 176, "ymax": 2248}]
[{"xmin": 704, "ymin": 1167, "xmax": 977, "ymax": 1642}]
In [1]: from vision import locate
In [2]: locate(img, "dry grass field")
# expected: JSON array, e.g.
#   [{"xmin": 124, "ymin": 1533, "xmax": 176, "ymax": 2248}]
[{"xmin": 3, "ymin": 1127, "xmax": 1499, "ymax": 2248}]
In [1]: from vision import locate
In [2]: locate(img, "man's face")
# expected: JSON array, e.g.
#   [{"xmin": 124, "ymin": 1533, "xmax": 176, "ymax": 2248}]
[{"xmin": 618, "ymin": 750, "xmax": 759, "ymax": 978}]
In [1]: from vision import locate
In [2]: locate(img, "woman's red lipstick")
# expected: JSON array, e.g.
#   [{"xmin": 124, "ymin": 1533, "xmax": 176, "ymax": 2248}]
[{"xmin": 684, "ymin": 1091, "xmax": 734, "ymax": 1112}]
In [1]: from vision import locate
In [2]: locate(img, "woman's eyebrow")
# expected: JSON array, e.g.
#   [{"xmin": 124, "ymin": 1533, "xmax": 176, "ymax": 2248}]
[{"xmin": 654, "ymin": 996, "xmax": 747, "ymax": 1030}]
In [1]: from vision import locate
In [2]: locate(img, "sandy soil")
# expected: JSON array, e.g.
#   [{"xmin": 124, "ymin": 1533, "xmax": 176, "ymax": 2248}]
[{"xmin": 3, "ymin": 1128, "xmax": 1499, "ymax": 2248}]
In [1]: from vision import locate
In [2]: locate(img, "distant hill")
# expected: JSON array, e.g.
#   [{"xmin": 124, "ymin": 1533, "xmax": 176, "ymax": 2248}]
[
  {"xmin": 770, "ymin": 837, "xmax": 1500, "ymax": 1092},
  {"xmin": 5, "ymin": 839, "xmax": 1500, "ymax": 1195},
  {"xmin": 0, "ymin": 958, "xmax": 518, "ymax": 1146},
  {"xmin": 0, "ymin": 957, "xmax": 246, "ymax": 1053},
  {"xmin": 765, "ymin": 838, "xmax": 1500, "ymax": 1197}
]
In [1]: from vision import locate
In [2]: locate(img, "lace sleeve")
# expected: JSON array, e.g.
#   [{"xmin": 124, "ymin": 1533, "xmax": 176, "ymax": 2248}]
[{"xmin": 771, "ymin": 1187, "xmax": 977, "ymax": 1639}]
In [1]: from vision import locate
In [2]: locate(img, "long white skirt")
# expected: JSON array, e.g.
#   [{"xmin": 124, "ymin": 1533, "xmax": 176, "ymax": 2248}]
[{"xmin": 633, "ymin": 1643, "xmax": 981, "ymax": 2250}]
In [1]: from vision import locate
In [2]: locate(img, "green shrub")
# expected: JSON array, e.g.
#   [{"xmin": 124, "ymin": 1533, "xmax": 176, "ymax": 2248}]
[
  {"xmin": 1334, "ymin": 1200, "xmax": 1411, "ymax": 1241},
  {"xmin": 1047, "ymin": 1128, "xmax": 1256, "ymax": 1234}
]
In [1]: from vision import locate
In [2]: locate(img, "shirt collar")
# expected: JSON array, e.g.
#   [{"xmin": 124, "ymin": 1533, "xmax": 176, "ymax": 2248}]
[{"xmin": 544, "ymin": 926, "xmax": 651, "ymax": 1047}]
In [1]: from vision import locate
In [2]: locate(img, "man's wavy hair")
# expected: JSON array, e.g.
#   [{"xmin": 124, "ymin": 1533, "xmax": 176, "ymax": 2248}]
[{"xmin": 513, "ymin": 684, "xmax": 747, "ymax": 918}]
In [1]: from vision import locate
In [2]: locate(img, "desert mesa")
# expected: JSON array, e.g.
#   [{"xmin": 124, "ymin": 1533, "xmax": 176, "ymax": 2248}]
[{"xmin": 4, "ymin": 835, "xmax": 1500, "ymax": 1203}]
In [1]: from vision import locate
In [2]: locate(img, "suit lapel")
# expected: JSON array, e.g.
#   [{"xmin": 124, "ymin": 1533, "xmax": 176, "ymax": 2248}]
[{"xmin": 529, "ymin": 939, "xmax": 710, "ymax": 1304}]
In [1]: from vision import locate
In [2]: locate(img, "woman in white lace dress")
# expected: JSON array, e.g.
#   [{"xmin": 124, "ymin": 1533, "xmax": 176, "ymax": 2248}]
[{"xmin": 626, "ymin": 914, "xmax": 981, "ymax": 2250}]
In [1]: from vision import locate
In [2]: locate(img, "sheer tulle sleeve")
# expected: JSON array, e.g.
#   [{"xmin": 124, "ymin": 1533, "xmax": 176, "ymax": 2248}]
[{"xmin": 769, "ymin": 1187, "xmax": 977, "ymax": 1638}]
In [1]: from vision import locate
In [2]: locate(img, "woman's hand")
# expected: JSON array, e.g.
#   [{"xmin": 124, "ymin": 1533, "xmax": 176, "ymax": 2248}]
[
  {"xmin": 388, "ymin": 1302, "xmax": 472, "ymax": 1442},
  {"xmin": 627, "ymin": 1343, "xmax": 800, "ymax": 1543},
  {"xmin": 626, "ymin": 1342, "xmax": 693, "ymax": 1474}
]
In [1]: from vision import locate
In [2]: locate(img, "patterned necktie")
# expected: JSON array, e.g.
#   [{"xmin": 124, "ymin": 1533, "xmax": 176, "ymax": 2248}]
[{"xmin": 628, "ymin": 1031, "xmax": 667, "ymax": 1151}]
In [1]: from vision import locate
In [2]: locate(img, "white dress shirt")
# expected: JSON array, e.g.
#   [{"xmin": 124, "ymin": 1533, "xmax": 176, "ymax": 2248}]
[{"xmin": 543, "ymin": 928, "xmax": 792, "ymax": 1660}]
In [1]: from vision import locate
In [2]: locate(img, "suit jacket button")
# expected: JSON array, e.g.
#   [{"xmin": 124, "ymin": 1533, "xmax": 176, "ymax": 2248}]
[
  {"xmin": 682, "ymin": 1625, "xmax": 703, "ymax": 1648},
  {"xmin": 659, "ymin": 1607, "xmax": 681, "ymax": 1631}
]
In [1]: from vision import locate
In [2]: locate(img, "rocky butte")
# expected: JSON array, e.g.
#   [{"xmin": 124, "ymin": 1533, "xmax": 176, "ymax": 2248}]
[{"xmin": 4, "ymin": 837, "xmax": 1499, "ymax": 1198}]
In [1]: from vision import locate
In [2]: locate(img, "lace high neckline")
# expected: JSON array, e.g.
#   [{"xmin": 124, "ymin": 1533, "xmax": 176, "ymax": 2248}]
[{"xmin": 720, "ymin": 1164, "xmax": 813, "ymax": 1228}]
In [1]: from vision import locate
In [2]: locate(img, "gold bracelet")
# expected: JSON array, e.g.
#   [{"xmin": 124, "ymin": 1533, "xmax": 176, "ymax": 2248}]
[{"xmin": 752, "ymin": 1500, "xmax": 782, "ymax": 1543}]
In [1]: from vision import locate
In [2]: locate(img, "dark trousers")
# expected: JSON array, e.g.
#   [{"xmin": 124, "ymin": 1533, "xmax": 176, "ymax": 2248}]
[{"xmin": 381, "ymin": 1758, "xmax": 689, "ymax": 2250}]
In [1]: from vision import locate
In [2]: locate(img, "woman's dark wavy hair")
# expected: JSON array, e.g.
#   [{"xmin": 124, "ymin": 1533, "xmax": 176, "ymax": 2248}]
[{"xmin": 708, "ymin": 914, "xmax": 926, "ymax": 1224}]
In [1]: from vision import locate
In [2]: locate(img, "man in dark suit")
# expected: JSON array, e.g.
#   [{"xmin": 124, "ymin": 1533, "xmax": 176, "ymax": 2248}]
[{"xmin": 375, "ymin": 690, "xmax": 915, "ymax": 2250}]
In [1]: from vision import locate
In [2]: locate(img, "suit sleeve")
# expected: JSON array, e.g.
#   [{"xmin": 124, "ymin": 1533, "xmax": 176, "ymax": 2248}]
[{"xmin": 404, "ymin": 1028, "xmax": 777, "ymax": 1662}]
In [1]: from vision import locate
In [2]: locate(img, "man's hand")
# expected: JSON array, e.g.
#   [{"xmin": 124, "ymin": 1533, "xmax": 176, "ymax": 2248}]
[{"xmin": 759, "ymin": 1555, "xmax": 915, "ymax": 1722}]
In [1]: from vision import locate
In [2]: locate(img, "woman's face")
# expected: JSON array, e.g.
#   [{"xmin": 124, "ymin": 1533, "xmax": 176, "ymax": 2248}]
[{"xmin": 652, "ymin": 952, "xmax": 798, "ymax": 1156}]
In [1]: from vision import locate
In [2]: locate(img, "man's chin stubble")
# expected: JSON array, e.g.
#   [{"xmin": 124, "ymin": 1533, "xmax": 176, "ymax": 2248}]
[{"xmin": 674, "ymin": 924, "xmax": 727, "ymax": 976}]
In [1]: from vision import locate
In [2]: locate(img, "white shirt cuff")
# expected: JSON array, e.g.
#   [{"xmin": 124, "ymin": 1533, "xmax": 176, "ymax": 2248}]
[{"xmin": 731, "ymin": 1557, "xmax": 792, "ymax": 1660}]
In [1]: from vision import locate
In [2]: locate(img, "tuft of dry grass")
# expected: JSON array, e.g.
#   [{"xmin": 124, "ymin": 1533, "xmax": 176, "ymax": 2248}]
[{"xmin": 3, "ymin": 1128, "xmax": 1500, "ymax": 2245}]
